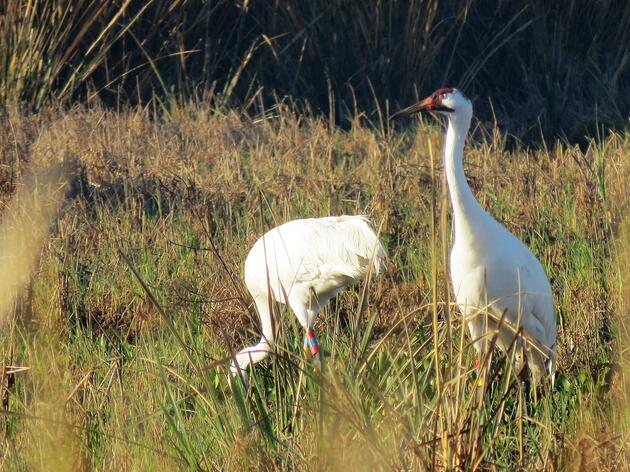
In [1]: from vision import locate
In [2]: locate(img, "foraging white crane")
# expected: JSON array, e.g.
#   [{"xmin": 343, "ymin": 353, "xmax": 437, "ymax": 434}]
[
  {"xmin": 391, "ymin": 88, "xmax": 556, "ymax": 384},
  {"xmin": 230, "ymin": 215, "xmax": 387, "ymax": 384}
]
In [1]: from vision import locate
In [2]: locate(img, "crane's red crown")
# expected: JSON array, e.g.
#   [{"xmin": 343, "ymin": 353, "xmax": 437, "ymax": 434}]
[{"xmin": 435, "ymin": 87, "xmax": 454, "ymax": 96}]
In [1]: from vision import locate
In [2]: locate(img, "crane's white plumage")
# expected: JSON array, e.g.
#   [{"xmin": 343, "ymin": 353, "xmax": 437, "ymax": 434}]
[
  {"xmin": 230, "ymin": 215, "xmax": 387, "ymax": 383},
  {"xmin": 393, "ymin": 88, "xmax": 557, "ymax": 384}
]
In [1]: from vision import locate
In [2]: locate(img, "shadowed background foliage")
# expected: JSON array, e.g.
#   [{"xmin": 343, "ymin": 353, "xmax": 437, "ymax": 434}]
[{"xmin": 1, "ymin": 0, "xmax": 629, "ymax": 141}]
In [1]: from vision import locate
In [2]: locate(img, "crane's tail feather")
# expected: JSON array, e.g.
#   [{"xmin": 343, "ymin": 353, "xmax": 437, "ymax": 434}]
[{"xmin": 338, "ymin": 215, "xmax": 388, "ymax": 277}]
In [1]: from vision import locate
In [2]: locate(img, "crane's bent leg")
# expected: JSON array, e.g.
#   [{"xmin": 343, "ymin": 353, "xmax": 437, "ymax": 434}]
[
  {"xmin": 289, "ymin": 295, "xmax": 321, "ymax": 360},
  {"xmin": 230, "ymin": 340, "xmax": 271, "ymax": 382}
]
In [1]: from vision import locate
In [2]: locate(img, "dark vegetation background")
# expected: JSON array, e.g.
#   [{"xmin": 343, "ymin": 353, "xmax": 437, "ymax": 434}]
[{"xmin": 2, "ymin": 0, "xmax": 629, "ymax": 142}]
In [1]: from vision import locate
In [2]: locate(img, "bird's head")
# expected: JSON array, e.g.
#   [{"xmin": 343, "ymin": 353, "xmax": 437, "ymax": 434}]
[{"xmin": 390, "ymin": 88, "xmax": 472, "ymax": 122}]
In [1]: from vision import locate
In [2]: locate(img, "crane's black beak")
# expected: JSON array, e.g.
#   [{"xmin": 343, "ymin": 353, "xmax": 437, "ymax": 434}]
[{"xmin": 389, "ymin": 96, "xmax": 453, "ymax": 121}]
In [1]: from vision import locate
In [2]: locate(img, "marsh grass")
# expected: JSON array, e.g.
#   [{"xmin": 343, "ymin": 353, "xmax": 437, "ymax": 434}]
[{"xmin": 0, "ymin": 102, "xmax": 627, "ymax": 470}]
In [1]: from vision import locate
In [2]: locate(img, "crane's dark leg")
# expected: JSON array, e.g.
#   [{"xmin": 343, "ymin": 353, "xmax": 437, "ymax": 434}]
[{"xmin": 523, "ymin": 372, "xmax": 532, "ymax": 400}]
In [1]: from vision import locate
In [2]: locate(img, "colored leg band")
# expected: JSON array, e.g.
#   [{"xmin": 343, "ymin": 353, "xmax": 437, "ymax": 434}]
[{"xmin": 305, "ymin": 329, "xmax": 320, "ymax": 356}]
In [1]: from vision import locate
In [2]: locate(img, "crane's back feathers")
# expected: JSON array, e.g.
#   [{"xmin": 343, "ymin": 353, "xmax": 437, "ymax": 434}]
[{"xmin": 244, "ymin": 216, "xmax": 386, "ymax": 301}]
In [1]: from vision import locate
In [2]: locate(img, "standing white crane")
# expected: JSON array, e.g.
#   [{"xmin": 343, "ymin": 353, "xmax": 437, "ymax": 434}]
[
  {"xmin": 230, "ymin": 215, "xmax": 387, "ymax": 384},
  {"xmin": 391, "ymin": 88, "xmax": 556, "ymax": 385}
]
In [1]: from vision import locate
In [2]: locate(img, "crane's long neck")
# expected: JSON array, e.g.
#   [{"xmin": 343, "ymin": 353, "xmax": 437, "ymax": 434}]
[{"xmin": 444, "ymin": 116, "xmax": 492, "ymax": 242}]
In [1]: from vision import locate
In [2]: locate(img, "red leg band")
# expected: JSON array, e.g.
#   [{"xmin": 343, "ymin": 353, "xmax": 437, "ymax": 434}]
[{"xmin": 306, "ymin": 329, "xmax": 320, "ymax": 356}]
